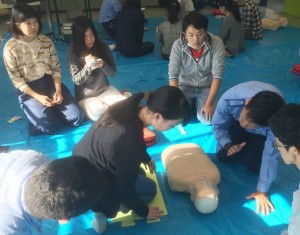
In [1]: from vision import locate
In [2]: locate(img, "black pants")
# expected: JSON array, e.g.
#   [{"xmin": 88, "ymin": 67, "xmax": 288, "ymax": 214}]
[
  {"xmin": 102, "ymin": 20, "xmax": 117, "ymax": 39},
  {"xmin": 217, "ymin": 121, "xmax": 266, "ymax": 174},
  {"xmin": 120, "ymin": 42, "xmax": 154, "ymax": 58}
]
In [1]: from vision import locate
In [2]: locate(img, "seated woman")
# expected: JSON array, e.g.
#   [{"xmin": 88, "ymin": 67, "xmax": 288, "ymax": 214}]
[
  {"xmin": 156, "ymin": 0, "xmax": 182, "ymax": 60},
  {"xmin": 219, "ymin": 0, "xmax": 245, "ymax": 57},
  {"xmin": 67, "ymin": 16, "xmax": 126, "ymax": 121},
  {"xmin": 241, "ymin": 0, "xmax": 263, "ymax": 40},
  {"xmin": 161, "ymin": 143, "xmax": 220, "ymax": 213},
  {"xmin": 116, "ymin": 0, "xmax": 154, "ymax": 57},
  {"xmin": 3, "ymin": 3, "xmax": 85, "ymax": 135}
]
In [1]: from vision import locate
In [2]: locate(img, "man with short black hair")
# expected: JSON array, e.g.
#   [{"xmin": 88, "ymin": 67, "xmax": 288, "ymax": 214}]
[
  {"xmin": 269, "ymin": 104, "xmax": 300, "ymax": 235},
  {"xmin": 212, "ymin": 81, "xmax": 286, "ymax": 216},
  {"xmin": 0, "ymin": 150, "xmax": 104, "ymax": 234}
]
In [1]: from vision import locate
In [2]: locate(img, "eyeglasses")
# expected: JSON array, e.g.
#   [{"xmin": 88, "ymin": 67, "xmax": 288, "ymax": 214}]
[{"xmin": 271, "ymin": 141, "xmax": 290, "ymax": 149}]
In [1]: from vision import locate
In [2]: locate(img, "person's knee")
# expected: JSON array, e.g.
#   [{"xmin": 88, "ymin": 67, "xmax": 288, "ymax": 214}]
[
  {"xmin": 67, "ymin": 109, "xmax": 85, "ymax": 126},
  {"xmin": 137, "ymin": 177, "xmax": 157, "ymax": 203},
  {"xmin": 36, "ymin": 122, "xmax": 59, "ymax": 135},
  {"xmin": 216, "ymin": 149, "xmax": 228, "ymax": 162},
  {"xmin": 197, "ymin": 113, "xmax": 212, "ymax": 125},
  {"xmin": 146, "ymin": 179, "xmax": 157, "ymax": 202}
]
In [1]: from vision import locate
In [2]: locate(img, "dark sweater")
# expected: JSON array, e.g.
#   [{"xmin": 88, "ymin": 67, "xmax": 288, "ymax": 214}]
[
  {"xmin": 66, "ymin": 39, "xmax": 116, "ymax": 101},
  {"xmin": 116, "ymin": 6, "xmax": 145, "ymax": 55},
  {"xmin": 72, "ymin": 118, "xmax": 151, "ymax": 218},
  {"xmin": 218, "ymin": 14, "xmax": 245, "ymax": 56}
]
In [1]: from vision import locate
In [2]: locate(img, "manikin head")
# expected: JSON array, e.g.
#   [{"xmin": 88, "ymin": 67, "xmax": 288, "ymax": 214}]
[{"xmin": 191, "ymin": 177, "xmax": 219, "ymax": 214}]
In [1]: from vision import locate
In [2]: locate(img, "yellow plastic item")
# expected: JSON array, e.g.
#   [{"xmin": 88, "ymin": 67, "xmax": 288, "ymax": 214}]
[{"xmin": 111, "ymin": 165, "xmax": 167, "ymax": 227}]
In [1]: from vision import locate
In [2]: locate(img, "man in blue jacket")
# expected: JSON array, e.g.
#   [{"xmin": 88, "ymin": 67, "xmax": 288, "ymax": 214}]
[{"xmin": 212, "ymin": 81, "xmax": 286, "ymax": 216}]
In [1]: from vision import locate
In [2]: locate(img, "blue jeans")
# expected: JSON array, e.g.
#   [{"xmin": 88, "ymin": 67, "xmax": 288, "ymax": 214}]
[
  {"xmin": 102, "ymin": 19, "xmax": 117, "ymax": 39},
  {"xmin": 179, "ymin": 84, "xmax": 212, "ymax": 125},
  {"xmin": 92, "ymin": 171, "xmax": 157, "ymax": 218},
  {"xmin": 18, "ymin": 74, "xmax": 85, "ymax": 135},
  {"xmin": 135, "ymin": 173, "xmax": 157, "ymax": 203}
]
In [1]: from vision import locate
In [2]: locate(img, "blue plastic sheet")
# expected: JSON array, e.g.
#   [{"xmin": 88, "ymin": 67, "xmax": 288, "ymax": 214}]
[{"xmin": 0, "ymin": 15, "xmax": 300, "ymax": 235}]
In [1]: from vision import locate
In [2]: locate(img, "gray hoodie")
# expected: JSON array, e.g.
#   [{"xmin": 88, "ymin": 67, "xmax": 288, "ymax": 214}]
[{"xmin": 168, "ymin": 32, "xmax": 225, "ymax": 88}]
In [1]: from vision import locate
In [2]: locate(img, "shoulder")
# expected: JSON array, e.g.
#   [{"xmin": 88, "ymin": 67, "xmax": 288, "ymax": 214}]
[
  {"xmin": 98, "ymin": 39, "xmax": 110, "ymax": 50},
  {"xmin": 172, "ymin": 38, "xmax": 182, "ymax": 50},
  {"xmin": 4, "ymin": 37, "xmax": 18, "ymax": 50},
  {"xmin": 158, "ymin": 21, "xmax": 168, "ymax": 28},
  {"xmin": 37, "ymin": 34, "xmax": 52, "ymax": 43},
  {"xmin": 66, "ymin": 46, "xmax": 75, "ymax": 55},
  {"xmin": 208, "ymin": 33, "xmax": 223, "ymax": 46}
]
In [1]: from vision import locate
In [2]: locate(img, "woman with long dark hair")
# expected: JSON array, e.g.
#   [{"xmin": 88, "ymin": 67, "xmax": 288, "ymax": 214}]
[
  {"xmin": 67, "ymin": 16, "xmax": 125, "ymax": 121},
  {"xmin": 219, "ymin": 0, "xmax": 245, "ymax": 57},
  {"xmin": 73, "ymin": 85, "xmax": 191, "ymax": 233}
]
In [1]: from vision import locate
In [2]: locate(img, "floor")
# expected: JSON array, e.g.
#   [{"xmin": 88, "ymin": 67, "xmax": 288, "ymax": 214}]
[{"xmin": 1, "ymin": 1, "xmax": 300, "ymax": 235}]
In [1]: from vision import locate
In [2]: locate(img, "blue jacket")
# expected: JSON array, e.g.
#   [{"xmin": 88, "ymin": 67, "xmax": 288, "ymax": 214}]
[
  {"xmin": 98, "ymin": 0, "xmax": 122, "ymax": 23},
  {"xmin": 212, "ymin": 81, "xmax": 283, "ymax": 192}
]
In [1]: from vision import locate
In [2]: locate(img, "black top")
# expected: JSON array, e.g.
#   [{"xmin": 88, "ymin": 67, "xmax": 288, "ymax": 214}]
[
  {"xmin": 72, "ymin": 118, "xmax": 151, "ymax": 218},
  {"xmin": 116, "ymin": 6, "xmax": 145, "ymax": 55}
]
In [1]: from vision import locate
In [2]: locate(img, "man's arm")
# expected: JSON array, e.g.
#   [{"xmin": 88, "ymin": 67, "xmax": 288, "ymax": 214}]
[
  {"xmin": 246, "ymin": 130, "xmax": 280, "ymax": 215},
  {"xmin": 168, "ymin": 39, "xmax": 182, "ymax": 86}
]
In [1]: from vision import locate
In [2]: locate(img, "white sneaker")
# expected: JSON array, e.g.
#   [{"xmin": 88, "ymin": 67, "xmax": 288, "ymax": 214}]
[
  {"xmin": 92, "ymin": 212, "xmax": 107, "ymax": 234},
  {"xmin": 109, "ymin": 44, "xmax": 116, "ymax": 51}
]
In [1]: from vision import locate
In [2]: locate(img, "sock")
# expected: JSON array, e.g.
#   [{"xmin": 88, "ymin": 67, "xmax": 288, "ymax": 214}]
[{"xmin": 92, "ymin": 212, "xmax": 107, "ymax": 234}]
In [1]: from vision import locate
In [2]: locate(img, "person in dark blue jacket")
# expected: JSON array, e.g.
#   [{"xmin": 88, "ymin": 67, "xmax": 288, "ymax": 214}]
[{"xmin": 116, "ymin": 0, "xmax": 154, "ymax": 57}]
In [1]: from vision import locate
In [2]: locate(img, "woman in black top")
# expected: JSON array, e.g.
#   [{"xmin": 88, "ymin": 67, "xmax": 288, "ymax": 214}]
[{"xmin": 73, "ymin": 86, "xmax": 190, "ymax": 233}]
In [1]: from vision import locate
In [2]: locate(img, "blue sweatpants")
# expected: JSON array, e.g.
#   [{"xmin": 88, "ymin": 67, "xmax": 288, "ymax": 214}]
[{"xmin": 18, "ymin": 74, "xmax": 85, "ymax": 135}]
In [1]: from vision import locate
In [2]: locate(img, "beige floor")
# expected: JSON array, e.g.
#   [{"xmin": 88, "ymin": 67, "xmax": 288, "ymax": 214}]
[{"xmin": 0, "ymin": 4, "xmax": 299, "ymax": 44}]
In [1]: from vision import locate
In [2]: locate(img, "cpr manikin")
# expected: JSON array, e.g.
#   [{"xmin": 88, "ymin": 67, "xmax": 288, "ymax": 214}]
[{"xmin": 161, "ymin": 143, "xmax": 220, "ymax": 213}]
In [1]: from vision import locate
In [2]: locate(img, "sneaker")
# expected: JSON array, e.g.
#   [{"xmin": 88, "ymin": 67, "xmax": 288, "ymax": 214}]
[
  {"xmin": 108, "ymin": 44, "xmax": 116, "ymax": 51},
  {"xmin": 92, "ymin": 212, "xmax": 107, "ymax": 234}
]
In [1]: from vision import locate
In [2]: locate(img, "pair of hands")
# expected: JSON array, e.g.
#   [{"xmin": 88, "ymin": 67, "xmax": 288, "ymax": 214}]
[
  {"xmin": 143, "ymin": 159, "xmax": 164, "ymax": 220},
  {"xmin": 85, "ymin": 54, "xmax": 103, "ymax": 70},
  {"xmin": 225, "ymin": 143, "xmax": 275, "ymax": 215},
  {"xmin": 36, "ymin": 90, "xmax": 63, "ymax": 107}
]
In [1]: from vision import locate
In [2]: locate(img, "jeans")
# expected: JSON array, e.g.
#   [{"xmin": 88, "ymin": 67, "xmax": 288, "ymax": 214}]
[
  {"xmin": 179, "ymin": 84, "xmax": 212, "ymax": 125},
  {"xmin": 18, "ymin": 74, "xmax": 85, "ymax": 135}
]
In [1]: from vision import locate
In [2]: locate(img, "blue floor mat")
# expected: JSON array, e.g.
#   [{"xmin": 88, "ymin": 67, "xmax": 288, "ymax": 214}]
[{"xmin": 0, "ymin": 15, "xmax": 300, "ymax": 235}]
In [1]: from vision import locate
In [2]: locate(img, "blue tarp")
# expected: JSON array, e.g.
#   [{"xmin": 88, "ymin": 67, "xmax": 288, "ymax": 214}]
[{"xmin": 0, "ymin": 15, "xmax": 300, "ymax": 235}]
